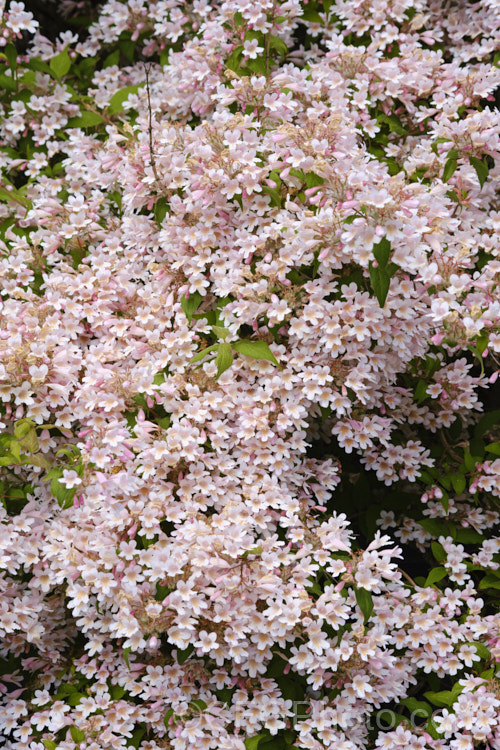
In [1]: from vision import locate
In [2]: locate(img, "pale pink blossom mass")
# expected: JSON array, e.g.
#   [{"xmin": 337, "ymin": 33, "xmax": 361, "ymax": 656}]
[{"xmin": 0, "ymin": 1, "xmax": 499, "ymax": 750}]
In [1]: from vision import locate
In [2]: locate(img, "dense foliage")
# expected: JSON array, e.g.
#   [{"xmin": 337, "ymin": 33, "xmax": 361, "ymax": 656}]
[{"xmin": 0, "ymin": 1, "xmax": 499, "ymax": 749}]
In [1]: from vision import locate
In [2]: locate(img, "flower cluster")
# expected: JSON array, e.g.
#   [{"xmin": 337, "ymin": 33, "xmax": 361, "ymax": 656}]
[{"xmin": 0, "ymin": 1, "xmax": 499, "ymax": 749}]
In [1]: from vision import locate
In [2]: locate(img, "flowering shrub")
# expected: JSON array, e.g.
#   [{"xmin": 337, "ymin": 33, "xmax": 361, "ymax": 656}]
[{"xmin": 0, "ymin": 0, "xmax": 499, "ymax": 748}]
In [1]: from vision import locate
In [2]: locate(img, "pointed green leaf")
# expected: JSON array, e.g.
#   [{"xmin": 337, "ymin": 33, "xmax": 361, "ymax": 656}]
[
  {"xmin": 154, "ymin": 197, "xmax": 169, "ymax": 226},
  {"xmin": 369, "ymin": 264, "xmax": 391, "ymax": 307},
  {"xmin": 212, "ymin": 325, "xmax": 230, "ymax": 340},
  {"xmin": 181, "ymin": 291, "xmax": 202, "ymax": 322},
  {"xmin": 215, "ymin": 343, "xmax": 234, "ymax": 377},
  {"xmin": 189, "ymin": 344, "xmax": 219, "ymax": 365},
  {"xmin": 474, "ymin": 410, "xmax": 500, "ymax": 438},
  {"xmin": 399, "ymin": 698, "xmax": 432, "ymax": 717},
  {"xmin": 0, "ymin": 454, "xmax": 19, "ymax": 466},
  {"xmin": 442, "ymin": 158, "xmax": 458, "ymax": 183},
  {"xmin": 479, "ymin": 574, "xmax": 500, "ymax": 591},
  {"xmin": 108, "ymin": 84, "xmax": 143, "ymax": 114},
  {"xmin": 70, "ymin": 726, "xmax": 85, "ymax": 743},
  {"xmin": 269, "ymin": 36, "xmax": 288, "ymax": 56},
  {"xmin": 463, "ymin": 450, "xmax": 476, "ymax": 471},
  {"xmin": 245, "ymin": 734, "xmax": 268, "ymax": 750},
  {"xmin": 424, "ymin": 567, "xmax": 447, "ymax": 586},
  {"xmin": 451, "ymin": 473, "xmax": 466, "ymax": 495},
  {"xmin": 355, "ymin": 587, "xmax": 374, "ymax": 623},
  {"xmin": 50, "ymin": 48, "xmax": 71, "ymax": 78},
  {"xmin": 50, "ymin": 478, "xmax": 76, "ymax": 509},
  {"xmin": 0, "ymin": 70, "xmax": 17, "ymax": 91},
  {"xmin": 129, "ymin": 726, "xmax": 146, "ymax": 748},
  {"xmin": 372, "ymin": 237, "xmax": 391, "ymax": 267},
  {"xmin": 469, "ymin": 156, "xmax": 489, "ymax": 188},
  {"xmin": 164, "ymin": 709, "xmax": 175, "ymax": 729},
  {"xmin": 414, "ymin": 379, "xmax": 429, "ymax": 404},
  {"xmin": 67, "ymin": 111, "xmax": 105, "ymax": 128},
  {"xmin": 232, "ymin": 340, "xmax": 280, "ymax": 366},
  {"xmin": 431, "ymin": 541, "xmax": 446, "ymax": 562},
  {"xmin": 225, "ymin": 45, "xmax": 245, "ymax": 74},
  {"xmin": 5, "ymin": 43, "xmax": 17, "ymax": 71}
]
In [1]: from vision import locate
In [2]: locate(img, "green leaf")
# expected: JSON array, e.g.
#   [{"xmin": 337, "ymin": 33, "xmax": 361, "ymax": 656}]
[
  {"xmin": 469, "ymin": 156, "xmax": 489, "ymax": 188},
  {"xmin": 426, "ymin": 716, "xmax": 444, "ymax": 740},
  {"xmin": 103, "ymin": 49, "xmax": 120, "ymax": 68},
  {"xmin": 9, "ymin": 440, "xmax": 21, "ymax": 461},
  {"xmin": 486, "ymin": 442, "xmax": 500, "ymax": 456},
  {"xmin": 108, "ymin": 84, "xmax": 143, "ymax": 114},
  {"xmin": 212, "ymin": 325, "xmax": 230, "ymax": 340},
  {"xmin": 70, "ymin": 726, "xmax": 85, "ymax": 743},
  {"xmin": 5, "ymin": 43, "xmax": 17, "ymax": 71},
  {"xmin": 27, "ymin": 57, "xmax": 52, "ymax": 75},
  {"xmin": 474, "ymin": 410, "xmax": 500, "ymax": 438},
  {"xmin": 66, "ymin": 692, "xmax": 84, "ymax": 706},
  {"xmin": 424, "ymin": 567, "xmax": 447, "ymax": 586},
  {"xmin": 189, "ymin": 699, "xmax": 207, "ymax": 712},
  {"xmin": 67, "ymin": 111, "xmax": 105, "ymax": 128},
  {"xmin": 42, "ymin": 742, "xmax": 58, "ymax": 750},
  {"xmin": 225, "ymin": 45, "xmax": 245, "ymax": 74},
  {"xmin": 354, "ymin": 587, "xmax": 374, "ymax": 623},
  {"xmin": 399, "ymin": 698, "xmax": 432, "ymax": 717},
  {"xmin": 177, "ymin": 644, "xmax": 194, "ymax": 664},
  {"xmin": 369, "ymin": 263, "xmax": 391, "ymax": 307},
  {"xmin": 109, "ymin": 684, "xmax": 126, "ymax": 700},
  {"xmin": 431, "ymin": 541, "xmax": 446, "ymax": 562},
  {"xmin": 215, "ymin": 343, "xmax": 234, "ymax": 377},
  {"xmin": 128, "ymin": 726, "xmax": 146, "ymax": 749},
  {"xmin": 269, "ymin": 36, "xmax": 288, "ymax": 56},
  {"xmin": 164, "ymin": 708, "xmax": 175, "ymax": 729},
  {"xmin": 414, "ymin": 379, "xmax": 429, "ymax": 404},
  {"xmin": 248, "ymin": 57, "xmax": 267, "ymax": 75},
  {"xmin": 451, "ymin": 474, "xmax": 466, "ymax": 495},
  {"xmin": 304, "ymin": 172, "xmax": 324, "ymax": 188},
  {"xmin": 154, "ymin": 197, "xmax": 169, "ymax": 225},
  {"xmin": 302, "ymin": 7, "xmax": 323, "ymax": 22},
  {"xmin": 425, "ymin": 683, "xmax": 463, "ymax": 707},
  {"xmin": 189, "ymin": 344, "xmax": 219, "ymax": 365},
  {"xmin": 155, "ymin": 583, "xmax": 171, "ymax": 601},
  {"xmin": 463, "ymin": 450, "xmax": 477, "ymax": 471},
  {"xmin": 469, "ymin": 437, "xmax": 485, "ymax": 458},
  {"xmin": 261, "ymin": 184, "xmax": 281, "ymax": 207},
  {"xmin": 418, "ymin": 518, "xmax": 453, "ymax": 537},
  {"xmin": 119, "ymin": 38, "xmax": 135, "ymax": 62},
  {"xmin": 479, "ymin": 574, "xmax": 500, "ymax": 591},
  {"xmin": 372, "ymin": 237, "xmax": 391, "ymax": 267},
  {"xmin": 50, "ymin": 478, "xmax": 76, "ymax": 509},
  {"xmin": 245, "ymin": 734, "xmax": 268, "ymax": 750},
  {"xmin": 181, "ymin": 291, "xmax": 202, "ymax": 322},
  {"xmin": 22, "ymin": 453, "xmax": 50, "ymax": 470},
  {"xmin": 0, "ymin": 72, "xmax": 17, "ymax": 92},
  {"xmin": 431, "ymin": 137, "xmax": 451, "ymax": 155},
  {"xmin": 424, "ymin": 690, "xmax": 454, "ymax": 707},
  {"xmin": 50, "ymin": 48, "xmax": 71, "ymax": 78},
  {"xmin": 14, "ymin": 419, "xmax": 35, "ymax": 440},
  {"xmin": 378, "ymin": 113, "xmax": 408, "ymax": 135},
  {"xmin": 232, "ymin": 340, "xmax": 280, "ymax": 366},
  {"xmin": 123, "ymin": 648, "xmax": 131, "ymax": 668},
  {"xmin": 442, "ymin": 158, "xmax": 458, "ymax": 182},
  {"xmin": 0, "ymin": 185, "xmax": 31, "ymax": 207}
]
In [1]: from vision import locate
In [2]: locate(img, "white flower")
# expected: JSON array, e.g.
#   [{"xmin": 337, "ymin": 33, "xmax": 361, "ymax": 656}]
[{"xmin": 60, "ymin": 469, "xmax": 82, "ymax": 489}]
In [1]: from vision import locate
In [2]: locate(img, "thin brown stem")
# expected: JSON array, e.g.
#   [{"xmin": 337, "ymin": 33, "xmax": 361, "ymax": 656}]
[{"xmin": 144, "ymin": 64, "xmax": 162, "ymax": 186}]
